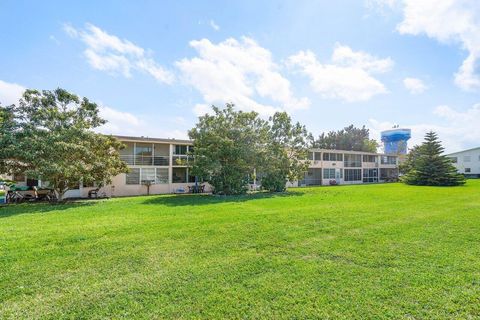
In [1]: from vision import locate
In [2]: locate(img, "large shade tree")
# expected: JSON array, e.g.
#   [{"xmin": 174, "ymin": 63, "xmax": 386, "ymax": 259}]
[
  {"xmin": 312, "ymin": 125, "xmax": 378, "ymax": 152},
  {"xmin": 188, "ymin": 104, "xmax": 267, "ymax": 195},
  {"xmin": 402, "ymin": 131, "xmax": 465, "ymax": 186},
  {"xmin": 189, "ymin": 104, "xmax": 310, "ymax": 195},
  {"xmin": 260, "ymin": 112, "xmax": 310, "ymax": 192},
  {"xmin": 0, "ymin": 88, "xmax": 128, "ymax": 200}
]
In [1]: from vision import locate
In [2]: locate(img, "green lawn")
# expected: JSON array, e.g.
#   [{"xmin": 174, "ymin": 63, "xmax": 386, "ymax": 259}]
[{"xmin": 1, "ymin": 181, "xmax": 480, "ymax": 319}]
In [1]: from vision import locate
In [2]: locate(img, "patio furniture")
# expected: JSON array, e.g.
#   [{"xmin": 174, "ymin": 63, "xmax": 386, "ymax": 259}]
[
  {"xmin": 37, "ymin": 188, "xmax": 55, "ymax": 201},
  {"xmin": 188, "ymin": 184, "xmax": 206, "ymax": 194},
  {"xmin": 88, "ymin": 188, "xmax": 100, "ymax": 199}
]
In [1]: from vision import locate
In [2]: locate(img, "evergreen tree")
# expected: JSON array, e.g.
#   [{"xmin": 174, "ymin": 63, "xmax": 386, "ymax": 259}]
[{"xmin": 402, "ymin": 131, "xmax": 465, "ymax": 186}]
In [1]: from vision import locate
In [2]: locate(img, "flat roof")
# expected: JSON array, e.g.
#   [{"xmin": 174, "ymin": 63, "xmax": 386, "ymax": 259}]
[
  {"xmin": 113, "ymin": 135, "xmax": 192, "ymax": 144},
  {"xmin": 445, "ymin": 146, "xmax": 480, "ymax": 156},
  {"xmin": 310, "ymin": 149, "xmax": 396, "ymax": 156},
  {"xmin": 111, "ymin": 135, "xmax": 396, "ymax": 156}
]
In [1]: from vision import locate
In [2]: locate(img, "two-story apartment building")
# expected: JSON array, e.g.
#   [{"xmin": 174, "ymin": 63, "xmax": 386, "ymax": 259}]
[
  {"xmin": 6, "ymin": 135, "xmax": 204, "ymax": 198},
  {"xmin": 293, "ymin": 149, "xmax": 398, "ymax": 186},
  {"xmin": 6, "ymin": 136, "xmax": 399, "ymax": 198},
  {"xmin": 446, "ymin": 147, "xmax": 480, "ymax": 178}
]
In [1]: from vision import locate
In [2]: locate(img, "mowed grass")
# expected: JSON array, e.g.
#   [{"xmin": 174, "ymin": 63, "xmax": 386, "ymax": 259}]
[{"xmin": 1, "ymin": 181, "xmax": 480, "ymax": 319}]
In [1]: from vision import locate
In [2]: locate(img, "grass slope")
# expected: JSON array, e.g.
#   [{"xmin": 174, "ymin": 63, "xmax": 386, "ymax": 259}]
[{"xmin": 1, "ymin": 181, "xmax": 480, "ymax": 319}]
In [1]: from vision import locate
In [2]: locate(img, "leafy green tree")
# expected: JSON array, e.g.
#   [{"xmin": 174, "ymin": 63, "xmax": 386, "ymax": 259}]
[
  {"xmin": 260, "ymin": 112, "xmax": 310, "ymax": 192},
  {"xmin": 0, "ymin": 88, "xmax": 128, "ymax": 200},
  {"xmin": 0, "ymin": 104, "xmax": 17, "ymax": 172},
  {"xmin": 189, "ymin": 105, "xmax": 311, "ymax": 194},
  {"xmin": 402, "ymin": 131, "xmax": 465, "ymax": 186},
  {"xmin": 313, "ymin": 125, "xmax": 378, "ymax": 152},
  {"xmin": 189, "ymin": 104, "xmax": 267, "ymax": 195}
]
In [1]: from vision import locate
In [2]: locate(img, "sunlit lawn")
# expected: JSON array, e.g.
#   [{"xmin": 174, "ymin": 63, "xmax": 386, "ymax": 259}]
[{"xmin": 1, "ymin": 181, "xmax": 480, "ymax": 319}]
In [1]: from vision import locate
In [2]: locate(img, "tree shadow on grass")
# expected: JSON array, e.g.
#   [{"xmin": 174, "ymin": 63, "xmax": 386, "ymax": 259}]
[
  {"xmin": 0, "ymin": 201, "xmax": 99, "ymax": 219},
  {"xmin": 141, "ymin": 190, "xmax": 306, "ymax": 207}
]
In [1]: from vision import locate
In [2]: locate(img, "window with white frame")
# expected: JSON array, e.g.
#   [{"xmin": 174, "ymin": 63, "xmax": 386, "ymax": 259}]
[
  {"xmin": 363, "ymin": 168, "xmax": 378, "ymax": 183},
  {"xmin": 126, "ymin": 168, "xmax": 140, "ymax": 185},
  {"xmin": 465, "ymin": 168, "xmax": 471, "ymax": 173},
  {"xmin": 362, "ymin": 155, "xmax": 377, "ymax": 163},
  {"xmin": 323, "ymin": 168, "xmax": 335, "ymax": 179},
  {"xmin": 126, "ymin": 168, "xmax": 170, "ymax": 185},
  {"xmin": 323, "ymin": 153, "xmax": 343, "ymax": 161},
  {"xmin": 344, "ymin": 169, "xmax": 362, "ymax": 181},
  {"xmin": 448, "ymin": 157, "xmax": 458, "ymax": 163},
  {"xmin": 344, "ymin": 154, "xmax": 362, "ymax": 167},
  {"xmin": 156, "ymin": 168, "xmax": 169, "ymax": 184},
  {"xmin": 381, "ymin": 156, "xmax": 396, "ymax": 165},
  {"xmin": 174, "ymin": 145, "xmax": 188, "ymax": 155},
  {"xmin": 141, "ymin": 168, "xmax": 156, "ymax": 183}
]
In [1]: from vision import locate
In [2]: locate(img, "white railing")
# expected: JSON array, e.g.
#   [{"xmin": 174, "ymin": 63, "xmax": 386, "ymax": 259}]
[{"xmin": 120, "ymin": 155, "xmax": 169, "ymax": 166}]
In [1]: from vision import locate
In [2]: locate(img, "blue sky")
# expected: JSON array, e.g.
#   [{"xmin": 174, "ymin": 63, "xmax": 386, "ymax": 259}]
[{"xmin": 1, "ymin": 0, "xmax": 480, "ymax": 152}]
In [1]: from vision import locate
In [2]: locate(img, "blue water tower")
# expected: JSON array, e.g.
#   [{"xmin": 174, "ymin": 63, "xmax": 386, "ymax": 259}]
[{"xmin": 381, "ymin": 128, "xmax": 411, "ymax": 155}]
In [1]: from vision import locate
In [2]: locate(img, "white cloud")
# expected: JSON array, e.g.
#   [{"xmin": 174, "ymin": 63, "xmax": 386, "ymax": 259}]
[
  {"xmin": 97, "ymin": 106, "xmax": 141, "ymax": 135},
  {"xmin": 369, "ymin": 103, "xmax": 480, "ymax": 153},
  {"xmin": 373, "ymin": 0, "xmax": 480, "ymax": 91},
  {"xmin": 0, "ymin": 80, "xmax": 25, "ymax": 105},
  {"xmin": 64, "ymin": 23, "xmax": 174, "ymax": 84},
  {"xmin": 403, "ymin": 77, "xmax": 427, "ymax": 94},
  {"xmin": 287, "ymin": 44, "xmax": 393, "ymax": 102},
  {"xmin": 97, "ymin": 106, "xmax": 189, "ymax": 139},
  {"xmin": 176, "ymin": 37, "xmax": 310, "ymax": 116},
  {"xmin": 209, "ymin": 20, "xmax": 220, "ymax": 31},
  {"xmin": 49, "ymin": 35, "xmax": 60, "ymax": 45}
]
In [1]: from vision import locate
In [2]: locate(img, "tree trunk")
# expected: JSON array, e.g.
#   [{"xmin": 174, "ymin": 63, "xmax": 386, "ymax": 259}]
[{"xmin": 54, "ymin": 188, "xmax": 68, "ymax": 202}]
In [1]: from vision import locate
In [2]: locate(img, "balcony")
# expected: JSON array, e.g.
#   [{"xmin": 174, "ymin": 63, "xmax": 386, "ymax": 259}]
[
  {"xmin": 172, "ymin": 155, "xmax": 193, "ymax": 166},
  {"xmin": 120, "ymin": 155, "xmax": 169, "ymax": 166}
]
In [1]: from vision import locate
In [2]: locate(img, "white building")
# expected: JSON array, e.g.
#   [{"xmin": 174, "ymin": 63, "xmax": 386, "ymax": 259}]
[
  {"xmin": 7, "ymin": 137, "xmax": 399, "ymax": 198},
  {"xmin": 446, "ymin": 147, "xmax": 480, "ymax": 178},
  {"xmin": 293, "ymin": 149, "xmax": 398, "ymax": 186}
]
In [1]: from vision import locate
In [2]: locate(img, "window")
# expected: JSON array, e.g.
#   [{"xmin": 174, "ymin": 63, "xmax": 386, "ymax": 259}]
[
  {"xmin": 307, "ymin": 152, "xmax": 314, "ymax": 160},
  {"xmin": 448, "ymin": 157, "xmax": 458, "ymax": 163},
  {"xmin": 464, "ymin": 155, "xmax": 471, "ymax": 162},
  {"xmin": 323, "ymin": 168, "xmax": 342, "ymax": 179},
  {"xmin": 323, "ymin": 168, "xmax": 335, "ymax": 179},
  {"xmin": 136, "ymin": 143, "xmax": 152, "ymax": 156},
  {"xmin": 172, "ymin": 167, "xmax": 187, "ymax": 183},
  {"xmin": 156, "ymin": 168, "xmax": 169, "ymax": 184},
  {"xmin": 314, "ymin": 152, "xmax": 321, "ymax": 161},
  {"xmin": 381, "ymin": 156, "xmax": 397, "ymax": 165},
  {"xmin": 174, "ymin": 145, "xmax": 188, "ymax": 155},
  {"xmin": 344, "ymin": 154, "xmax": 362, "ymax": 167},
  {"xmin": 344, "ymin": 169, "xmax": 362, "ymax": 181},
  {"xmin": 126, "ymin": 168, "xmax": 170, "ymax": 185},
  {"xmin": 141, "ymin": 168, "xmax": 156, "ymax": 183},
  {"xmin": 323, "ymin": 153, "xmax": 343, "ymax": 161},
  {"xmin": 126, "ymin": 168, "xmax": 140, "ymax": 185},
  {"xmin": 362, "ymin": 155, "xmax": 377, "ymax": 163},
  {"xmin": 465, "ymin": 168, "xmax": 471, "ymax": 173},
  {"xmin": 363, "ymin": 169, "xmax": 378, "ymax": 183}
]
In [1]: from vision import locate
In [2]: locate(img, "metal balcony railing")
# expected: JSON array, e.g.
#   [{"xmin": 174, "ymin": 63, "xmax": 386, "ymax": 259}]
[
  {"xmin": 172, "ymin": 155, "xmax": 193, "ymax": 166},
  {"xmin": 120, "ymin": 155, "xmax": 169, "ymax": 166}
]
